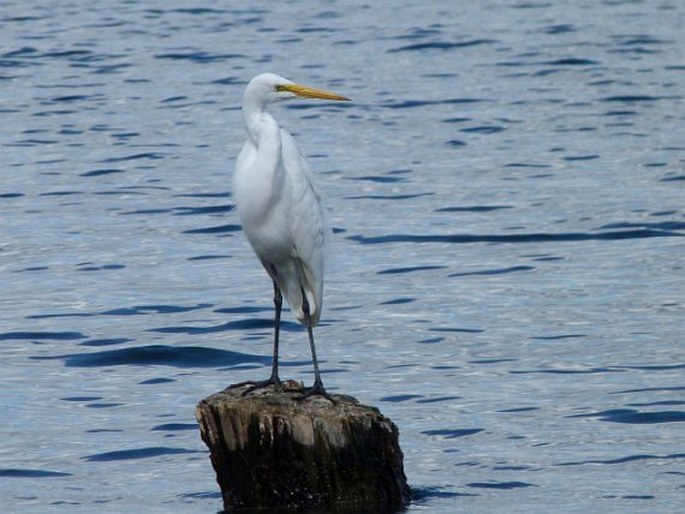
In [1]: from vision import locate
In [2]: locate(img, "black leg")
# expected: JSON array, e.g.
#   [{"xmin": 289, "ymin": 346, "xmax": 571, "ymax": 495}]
[
  {"xmin": 270, "ymin": 281, "xmax": 282, "ymax": 383},
  {"xmin": 239, "ymin": 281, "xmax": 282, "ymax": 395},
  {"xmin": 300, "ymin": 289, "xmax": 334, "ymax": 401}
]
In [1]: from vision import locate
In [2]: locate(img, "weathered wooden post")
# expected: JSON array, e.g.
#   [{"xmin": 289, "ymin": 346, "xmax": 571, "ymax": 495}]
[{"xmin": 196, "ymin": 381, "xmax": 410, "ymax": 512}]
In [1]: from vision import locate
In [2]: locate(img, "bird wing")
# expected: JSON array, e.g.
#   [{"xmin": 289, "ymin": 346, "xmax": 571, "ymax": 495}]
[{"xmin": 280, "ymin": 128, "xmax": 325, "ymax": 326}]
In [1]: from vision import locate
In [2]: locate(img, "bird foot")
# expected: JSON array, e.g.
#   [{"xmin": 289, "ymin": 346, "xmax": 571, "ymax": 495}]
[
  {"xmin": 234, "ymin": 376, "xmax": 281, "ymax": 396},
  {"xmin": 301, "ymin": 382, "xmax": 337, "ymax": 404}
]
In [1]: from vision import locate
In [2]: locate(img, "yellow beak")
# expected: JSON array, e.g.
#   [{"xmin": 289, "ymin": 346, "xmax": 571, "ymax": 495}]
[{"xmin": 277, "ymin": 83, "xmax": 350, "ymax": 102}]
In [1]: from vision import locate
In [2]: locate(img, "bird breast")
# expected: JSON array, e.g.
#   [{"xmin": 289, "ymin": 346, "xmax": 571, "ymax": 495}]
[{"xmin": 234, "ymin": 137, "xmax": 293, "ymax": 259}]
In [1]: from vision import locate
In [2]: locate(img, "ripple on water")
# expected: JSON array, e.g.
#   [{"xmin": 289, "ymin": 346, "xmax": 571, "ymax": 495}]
[{"xmin": 2, "ymin": 1, "xmax": 684, "ymax": 512}]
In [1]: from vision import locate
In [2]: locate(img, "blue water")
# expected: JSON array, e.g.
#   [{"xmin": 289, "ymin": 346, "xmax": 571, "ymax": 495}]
[{"xmin": 1, "ymin": 1, "xmax": 684, "ymax": 512}]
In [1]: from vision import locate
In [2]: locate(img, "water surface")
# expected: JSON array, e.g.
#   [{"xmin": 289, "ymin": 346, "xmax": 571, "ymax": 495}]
[{"xmin": 1, "ymin": 1, "xmax": 684, "ymax": 512}]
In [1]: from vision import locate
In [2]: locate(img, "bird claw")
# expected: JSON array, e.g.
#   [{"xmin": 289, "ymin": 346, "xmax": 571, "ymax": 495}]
[
  {"xmin": 301, "ymin": 382, "xmax": 337, "ymax": 404},
  {"xmin": 234, "ymin": 376, "xmax": 281, "ymax": 396}
]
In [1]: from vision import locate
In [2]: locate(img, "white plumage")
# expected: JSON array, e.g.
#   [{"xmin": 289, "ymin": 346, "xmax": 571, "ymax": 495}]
[{"xmin": 232, "ymin": 73, "xmax": 349, "ymax": 395}]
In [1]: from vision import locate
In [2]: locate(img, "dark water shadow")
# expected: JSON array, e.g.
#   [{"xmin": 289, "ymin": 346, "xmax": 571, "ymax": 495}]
[
  {"xmin": 31, "ymin": 344, "xmax": 270, "ymax": 368},
  {"xmin": 449, "ymin": 265, "xmax": 534, "ymax": 277},
  {"xmin": 557, "ymin": 452, "xmax": 685, "ymax": 467},
  {"xmin": 466, "ymin": 481, "xmax": 538, "ymax": 489},
  {"xmin": 422, "ymin": 429, "xmax": 484, "ymax": 439},
  {"xmin": 182, "ymin": 224, "xmax": 241, "ymax": 235},
  {"xmin": 0, "ymin": 468, "xmax": 72, "ymax": 478},
  {"xmin": 510, "ymin": 367, "xmax": 623, "ymax": 375},
  {"xmin": 148, "ymin": 318, "xmax": 300, "ymax": 335},
  {"xmin": 567, "ymin": 408, "xmax": 685, "ymax": 424},
  {"xmin": 410, "ymin": 486, "xmax": 477, "ymax": 502},
  {"xmin": 378, "ymin": 265, "xmax": 447, "ymax": 275},
  {"xmin": 0, "ymin": 330, "xmax": 86, "ymax": 341},
  {"xmin": 100, "ymin": 303, "xmax": 213, "ymax": 316},
  {"xmin": 387, "ymin": 39, "xmax": 497, "ymax": 53},
  {"xmin": 348, "ymin": 227, "xmax": 683, "ymax": 245},
  {"xmin": 84, "ymin": 446, "xmax": 201, "ymax": 462},
  {"xmin": 151, "ymin": 423, "xmax": 198, "ymax": 432}
]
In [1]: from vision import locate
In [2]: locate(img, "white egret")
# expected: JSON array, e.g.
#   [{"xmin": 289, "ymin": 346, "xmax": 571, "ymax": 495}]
[{"xmin": 233, "ymin": 73, "xmax": 350, "ymax": 397}]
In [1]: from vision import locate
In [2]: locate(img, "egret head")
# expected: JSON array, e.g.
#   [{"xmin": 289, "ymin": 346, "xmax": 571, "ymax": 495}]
[{"xmin": 245, "ymin": 73, "xmax": 350, "ymax": 106}]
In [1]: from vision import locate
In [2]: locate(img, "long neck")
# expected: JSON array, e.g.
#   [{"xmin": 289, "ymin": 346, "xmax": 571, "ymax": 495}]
[
  {"xmin": 242, "ymin": 97, "xmax": 282, "ymax": 182},
  {"xmin": 243, "ymin": 95, "xmax": 279, "ymax": 145}
]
